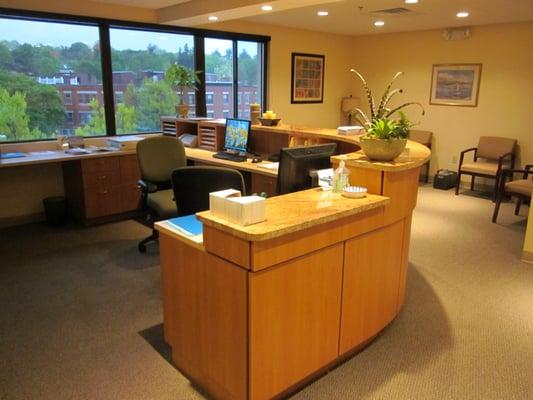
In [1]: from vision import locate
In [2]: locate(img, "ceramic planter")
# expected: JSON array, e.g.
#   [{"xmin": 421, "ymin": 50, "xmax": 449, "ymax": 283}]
[{"xmin": 359, "ymin": 137, "xmax": 407, "ymax": 161}]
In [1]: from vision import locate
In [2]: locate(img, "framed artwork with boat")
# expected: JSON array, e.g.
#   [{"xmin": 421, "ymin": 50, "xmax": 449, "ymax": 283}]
[{"xmin": 430, "ymin": 64, "xmax": 482, "ymax": 107}]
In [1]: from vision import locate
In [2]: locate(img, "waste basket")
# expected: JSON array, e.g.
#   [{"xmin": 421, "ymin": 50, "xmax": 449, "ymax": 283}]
[{"xmin": 43, "ymin": 196, "xmax": 68, "ymax": 226}]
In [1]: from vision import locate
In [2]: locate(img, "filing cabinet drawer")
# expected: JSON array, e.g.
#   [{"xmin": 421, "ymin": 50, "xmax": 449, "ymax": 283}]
[
  {"xmin": 81, "ymin": 156, "xmax": 120, "ymax": 174},
  {"xmin": 121, "ymin": 183, "xmax": 141, "ymax": 212},
  {"xmin": 83, "ymin": 170, "xmax": 121, "ymax": 189},
  {"xmin": 84, "ymin": 186, "xmax": 123, "ymax": 219},
  {"xmin": 120, "ymin": 154, "xmax": 140, "ymax": 183}
]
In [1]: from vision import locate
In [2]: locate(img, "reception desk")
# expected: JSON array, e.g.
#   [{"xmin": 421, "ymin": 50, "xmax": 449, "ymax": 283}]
[{"xmin": 155, "ymin": 138, "xmax": 430, "ymax": 400}]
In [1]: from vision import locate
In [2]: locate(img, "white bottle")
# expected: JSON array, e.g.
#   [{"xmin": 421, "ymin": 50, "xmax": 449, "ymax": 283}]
[{"xmin": 332, "ymin": 160, "xmax": 350, "ymax": 193}]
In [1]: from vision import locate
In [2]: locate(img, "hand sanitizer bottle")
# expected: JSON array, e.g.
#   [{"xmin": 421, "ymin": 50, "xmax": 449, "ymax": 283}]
[{"xmin": 332, "ymin": 160, "xmax": 350, "ymax": 193}]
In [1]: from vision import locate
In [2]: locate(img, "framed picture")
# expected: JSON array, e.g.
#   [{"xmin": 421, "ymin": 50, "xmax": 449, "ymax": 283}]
[
  {"xmin": 430, "ymin": 64, "xmax": 482, "ymax": 107},
  {"xmin": 291, "ymin": 53, "xmax": 325, "ymax": 104}
]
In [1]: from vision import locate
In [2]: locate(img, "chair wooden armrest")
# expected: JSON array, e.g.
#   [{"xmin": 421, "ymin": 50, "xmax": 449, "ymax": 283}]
[{"xmin": 459, "ymin": 147, "xmax": 477, "ymax": 167}]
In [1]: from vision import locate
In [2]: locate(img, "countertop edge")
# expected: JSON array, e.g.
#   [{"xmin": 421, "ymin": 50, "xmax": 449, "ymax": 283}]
[{"xmin": 197, "ymin": 196, "xmax": 390, "ymax": 242}]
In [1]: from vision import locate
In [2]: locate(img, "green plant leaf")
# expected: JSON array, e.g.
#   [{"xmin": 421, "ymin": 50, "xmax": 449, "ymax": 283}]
[
  {"xmin": 350, "ymin": 69, "xmax": 376, "ymax": 120},
  {"xmin": 376, "ymin": 71, "xmax": 403, "ymax": 118}
]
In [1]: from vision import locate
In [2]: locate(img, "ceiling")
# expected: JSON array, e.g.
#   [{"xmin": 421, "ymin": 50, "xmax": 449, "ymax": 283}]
[{"xmin": 92, "ymin": 0, "xmax": 533, "ymax": 36}]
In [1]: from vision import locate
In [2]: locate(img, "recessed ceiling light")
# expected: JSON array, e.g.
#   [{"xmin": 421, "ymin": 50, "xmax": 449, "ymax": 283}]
[
  {"xmin": 405, "ymin": 0, "xmax": 418, "ymax": 4},
  {"xmin": 208, "ymin": 15, "xmax": 219, "ymax": 21},
  {"xmin": 374, "ymin": 20, "xmax": 385, "ymax": 27},
  {"xmin": 317, "ymin": 11, "xmax": 329, "ymax": 16},
  {"xmin": 261, "ymin": 5, "xmax": 272, "ymax": 11},
  {"xmin": 456, "ymin": 11, "xmax": 469, "ymax": 18}
]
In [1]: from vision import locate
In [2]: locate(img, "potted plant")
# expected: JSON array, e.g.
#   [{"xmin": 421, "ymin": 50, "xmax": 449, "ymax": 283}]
[
  {"xmin": 165, "ymin": 63, "xmax": 202, "ymax": 118},
  {"xmin": 349, "ymin": 69, "xmax": 424, "ymax": 161}
]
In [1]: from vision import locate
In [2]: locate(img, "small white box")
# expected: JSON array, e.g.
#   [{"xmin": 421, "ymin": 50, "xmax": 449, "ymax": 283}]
[
  {"xmin": 107, "ymin": 135, "xmax": 143, "ymax": 150},
  {"xmin": 337, "ymin": 126, "xmax": 364, "ymax": 135},
  {"xmin": 209, "ymin": 189, "xmax": 241, "ymax": 218},
  {"xmin": 224, "ymin": 196, "xmax": 266, "ymax": 226}
]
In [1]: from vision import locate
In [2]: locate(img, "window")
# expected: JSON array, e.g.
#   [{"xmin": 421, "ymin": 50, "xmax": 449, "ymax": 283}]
[
  {"xmin": 222, "ymin": 110, "xmax": 229, "ymax": 118},
  {"xmin": 207, "ymin": 111, "xmax": 214, "ymax": 118},
  {"xmin": 237, "ymin": 41, "xmax": 263, "ymax": 119},
  {"xmin": 0, "ymin": 17, "xmax": 105, "ymax": 141},
  {"xmin": 78, "ymin": 91, "xmax": 97, "ymax": 105},
  {"xmin": 205, "ymin": 38, "xmax": 233, "ymax": 118},
  {"xmin": 114, "ymin": 91, "xmax": 123, "ymax": 103},
  {"xmin": 109, "ymin": 28, "xmax": 194, "ymax": 134},
  {"xmin": 79, "ymin": 111, "xmax": 92, "ymax": 124},
  {"xmin": 63, "ymin": 91, "xmax": 72, "ymax": 105},
  {"xmin": 0, "ymin": 11, "xmax": 268, "ymax": 141}
]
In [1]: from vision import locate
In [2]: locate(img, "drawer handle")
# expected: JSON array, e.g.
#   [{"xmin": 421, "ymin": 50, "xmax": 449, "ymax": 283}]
[
  {"xmin": 97, "ymin": 161, "xmax": 105, "ymax": 165},
  {"xmin": 99, "ymin": 175, "xmax": 107, "ymax": 180},
  {"xmin": 102, "ymin": 190, "xmax": 108, "ymax": 194}
]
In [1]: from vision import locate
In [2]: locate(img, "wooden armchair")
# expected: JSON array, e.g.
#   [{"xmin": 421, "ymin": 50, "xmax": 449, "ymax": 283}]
[
  {"xmin": 492, "ymin": 165, "xmax": 533, "ymax": 223},
  {"xmin": 455, "ymin": 136, "xmax": 517, "ymax": 200}
]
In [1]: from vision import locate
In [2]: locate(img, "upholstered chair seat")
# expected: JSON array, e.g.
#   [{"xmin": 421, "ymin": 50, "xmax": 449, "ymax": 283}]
[{"xmin": 505, "ymin": 179, "xmax": 533, "ymax": 197}]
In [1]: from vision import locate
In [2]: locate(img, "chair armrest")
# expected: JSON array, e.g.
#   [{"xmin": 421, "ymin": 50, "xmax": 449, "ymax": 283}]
[
  {"xmin": 138, "ymin": 179, "xmax": 158, "ymax": 194},
  {"xmin": 459, "ymin": 147, "xmax": 477, "ymax": 167},
  {"xmin": 496, "ymin": 152, "xmax": 515, "ymax": 174}
]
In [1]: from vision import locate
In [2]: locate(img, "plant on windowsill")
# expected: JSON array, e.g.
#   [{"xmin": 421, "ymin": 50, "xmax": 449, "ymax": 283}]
[
  {"xmin": 165, "ymin": 63, "xmax": 202, "ymax": 119},
  {"xmin": 349, "ymin": 69, "xmax": 424, "ymax": 161}
]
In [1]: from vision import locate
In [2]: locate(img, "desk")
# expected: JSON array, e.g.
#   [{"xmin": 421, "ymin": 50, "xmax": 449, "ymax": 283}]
[
  {"xmin": 0, "ymin": 143, "xmax": 279, "ymax": 225},
  {"xmin": 155, "ymin": 142, "xmax": 430, "ymax": 400}
]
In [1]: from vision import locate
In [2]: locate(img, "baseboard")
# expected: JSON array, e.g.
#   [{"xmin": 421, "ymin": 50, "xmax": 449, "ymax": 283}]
[
  {"xmin": 0, "ymin": 212, "xmax": 45, "ymax": 229},
  {"xmin": 521, "ymin": 250, "xmax": 533, "ymax": 265}
]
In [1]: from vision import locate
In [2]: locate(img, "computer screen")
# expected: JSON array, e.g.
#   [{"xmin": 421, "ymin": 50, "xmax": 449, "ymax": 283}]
[
  {"xmin": 224, "ymin": 118, "xmax": 251, "ymax": 153},
  {"xmin": 276, "ymin": 143, "xmax": 337, "ymax": 195}
]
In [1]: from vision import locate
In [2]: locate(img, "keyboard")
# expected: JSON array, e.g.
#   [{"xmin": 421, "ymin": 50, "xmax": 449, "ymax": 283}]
[{"xmin": 213, "ymin": 151, "xmax": 247, "ymax": 162}]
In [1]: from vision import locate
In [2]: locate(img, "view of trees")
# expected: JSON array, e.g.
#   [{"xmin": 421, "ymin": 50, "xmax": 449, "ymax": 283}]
[{"xmin": 0, "ymin": 33, "xmax": 261, "ymax": 142}]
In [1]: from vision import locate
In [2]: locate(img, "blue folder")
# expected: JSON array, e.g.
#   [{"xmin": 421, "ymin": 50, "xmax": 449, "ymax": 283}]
[
  {"xmin": 0, "ymin": 152, "xmax": 27, "ymax": 159},
  {"xmin": 167, "ymin": 214, "xmax": 203, "ymax": 236}
]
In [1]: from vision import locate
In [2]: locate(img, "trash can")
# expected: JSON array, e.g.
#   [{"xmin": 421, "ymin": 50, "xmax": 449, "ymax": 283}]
[{"xmin": 43, "ymin": 196, "xmax": 68, "ymax": 226}]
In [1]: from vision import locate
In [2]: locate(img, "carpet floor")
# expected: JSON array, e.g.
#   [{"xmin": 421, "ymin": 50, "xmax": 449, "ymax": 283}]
[{"xmin": 1, "ymin": 186, "xmax": 532, "ymax": 400}]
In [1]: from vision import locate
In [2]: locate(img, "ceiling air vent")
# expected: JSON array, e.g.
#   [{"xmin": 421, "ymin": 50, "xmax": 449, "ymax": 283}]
[{"xmin": 371, "ymin": 7, "xmax": 413, "ymax": 15}]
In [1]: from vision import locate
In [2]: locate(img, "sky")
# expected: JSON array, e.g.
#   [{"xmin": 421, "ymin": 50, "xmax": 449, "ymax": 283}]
[{"xmin": 0, "ymin": 18, "xmax": 259, "ymax": 56}]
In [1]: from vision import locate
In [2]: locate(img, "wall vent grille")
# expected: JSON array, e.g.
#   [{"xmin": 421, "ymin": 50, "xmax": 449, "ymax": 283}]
[{"xmin": 371, "ymin": 7, "xmax": 413, "ymax": 15}]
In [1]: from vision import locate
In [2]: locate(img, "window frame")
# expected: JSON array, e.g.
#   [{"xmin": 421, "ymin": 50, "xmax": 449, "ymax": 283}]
[{"xmin": 0, "ymin": 7, "xmax": 270, "ymax": 143}]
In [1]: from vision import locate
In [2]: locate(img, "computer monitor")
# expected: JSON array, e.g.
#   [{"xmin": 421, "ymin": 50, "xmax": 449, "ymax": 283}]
[
  {"xmin": 276, "ymin": 143, "xmax": 337, "ymax": 195},
  {"xmin": 224, "ymin": 118, "xmax": 251, "ymax": 153}
]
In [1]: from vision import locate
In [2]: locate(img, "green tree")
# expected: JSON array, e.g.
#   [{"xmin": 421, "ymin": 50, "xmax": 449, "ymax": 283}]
[
  {"xmin": 136, "ymin": 79, "xmax": 176, "ymax": 131},
  {"xmin": 0, "ymin": 70, "xmax": 65, "ymax": 134},
  {"xmin": 75, "ymin": 98, "xmax": 106, "ymax": 136},
  {"xmin": 238, "ymin": 49, "xmax": 258, "ymax": 86},
  {"xmin": 0, "ymin": 89, "xmax": 44, "ymax": 141},
  {"xmin": 115, "ymin": 103, "xmax": 137, "ymax": 134},
  {"xmin": 124, "ymin": 82, "xmax": 138, "ymax": 107},
  {"xmin": 11, "ymin": 43, "xmax": 59, "ymax": 76},
  {"xmin": 0, "ymin": 42, "xmax": 13, "ymax": 69}
]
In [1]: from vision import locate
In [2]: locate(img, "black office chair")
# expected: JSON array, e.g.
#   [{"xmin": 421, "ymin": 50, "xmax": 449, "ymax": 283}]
[
  {"xmin": 137, "ymin": 136, "xmax": 186, "ymax": 252},
  {"xmin": 171, "ymin": 166, "xmax": 246, "ymax": 216}
]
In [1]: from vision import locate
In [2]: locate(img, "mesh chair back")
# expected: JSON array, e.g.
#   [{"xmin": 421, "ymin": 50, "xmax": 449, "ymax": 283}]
[
  {"xmin": 137, "ymin": 136, "xmax": 186, "ymax": 185},
  {"xmin": 171, "ymin": 166, "xmax": 246, "ymax": 216},
  {"xmin": 408, "ymin": 130, "xmax": 432, "ymax": 146},
  {"xmin": 477, "ymin": 136, "xmax": 516, "ymax": 160}
]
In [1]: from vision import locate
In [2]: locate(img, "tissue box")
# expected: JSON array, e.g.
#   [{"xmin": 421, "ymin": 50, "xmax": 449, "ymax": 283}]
[
  {"xmin": 209, "ymin": 189, "xmax": 241, "ymax": 218},
  {"xmin": 224, "ymin": 196, "xmax": 266, "ymax": 226}
]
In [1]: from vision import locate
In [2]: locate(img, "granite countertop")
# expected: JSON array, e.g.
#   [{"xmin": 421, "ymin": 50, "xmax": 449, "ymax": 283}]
[
  {"xmin": 196, "ymin": 188, "xmax": 389, "ymax": 241},
  {"xmin": 331, "ymin": 140, "xmax": 431, "ymax": 172}
]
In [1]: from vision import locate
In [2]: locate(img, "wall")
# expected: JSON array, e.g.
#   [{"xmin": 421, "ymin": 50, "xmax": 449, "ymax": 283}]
[
  {"xmin": 350, "ymin": 22, "xmax": 533, "ymax": 174},
  {"xmin": 207, "ymin": 20, "xmax": 355, "ymax": 127}
]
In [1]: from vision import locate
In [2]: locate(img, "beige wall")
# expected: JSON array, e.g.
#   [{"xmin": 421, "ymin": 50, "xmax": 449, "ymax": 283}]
[
  {"xmin": 207, "ymin": 20, "xmax": 354, "ymax": 127},
  {"xmin": 350, "ymin": 22, "xmax": 533, "ymax": 174}
]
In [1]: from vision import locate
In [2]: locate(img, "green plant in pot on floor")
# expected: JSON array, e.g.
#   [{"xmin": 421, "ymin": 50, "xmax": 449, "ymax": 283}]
[
  {"xmin": 349, "ymin": 69, "xmax": 424, "ymax": 161},
  {"xmin": 165, "ymin": 63, "xmax": 202, "ymax": 119}
]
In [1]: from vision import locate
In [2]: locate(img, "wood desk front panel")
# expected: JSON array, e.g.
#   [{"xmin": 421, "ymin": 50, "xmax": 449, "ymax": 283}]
[
  {"xmin": 159, "ymin": 234, "xmax": 248, "ymax": 400},
  {"xmin": 249, "ymin": 244, "xmax": 344, "ymax": 400}
]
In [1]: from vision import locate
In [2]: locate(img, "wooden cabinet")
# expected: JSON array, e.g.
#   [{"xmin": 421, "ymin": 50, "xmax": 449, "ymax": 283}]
[{"xmin": 63, "ymin": 154, "xmax": 141, "ymax": 224}]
